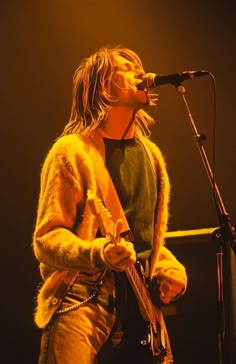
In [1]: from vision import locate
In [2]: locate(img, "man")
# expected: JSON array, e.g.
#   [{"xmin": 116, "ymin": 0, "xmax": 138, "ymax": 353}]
[{"xmin": 33, "ymin": 46, "xmax": 187, "ymax": 364}]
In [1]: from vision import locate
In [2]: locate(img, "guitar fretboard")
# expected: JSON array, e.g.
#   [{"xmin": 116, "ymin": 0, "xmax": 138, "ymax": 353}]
[{"xmin": 126, "ymin": 264, "xmax": 157, "ymax": 331}]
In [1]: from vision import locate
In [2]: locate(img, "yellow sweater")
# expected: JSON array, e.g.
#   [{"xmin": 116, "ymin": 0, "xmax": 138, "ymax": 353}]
[{"xmin": 33, "ymin": 129, "xmax": 186, "ymax": 329}]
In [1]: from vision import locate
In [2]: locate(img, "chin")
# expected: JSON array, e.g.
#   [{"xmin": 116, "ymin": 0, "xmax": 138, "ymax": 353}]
[{"xmin": 135, "ymin": 90, "xmax": 149, "ymax": 105}]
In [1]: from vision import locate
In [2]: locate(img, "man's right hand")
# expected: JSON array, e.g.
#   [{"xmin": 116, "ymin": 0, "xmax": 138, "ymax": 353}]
[{"xmin": 103, "ymin": 238, "xmax": 136, "ymax": 271}]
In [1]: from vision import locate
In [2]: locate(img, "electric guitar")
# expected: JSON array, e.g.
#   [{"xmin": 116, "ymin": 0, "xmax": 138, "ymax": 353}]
[{"xmin": 87, "ymin": 190, "xmax": 171, "ymax": 363}]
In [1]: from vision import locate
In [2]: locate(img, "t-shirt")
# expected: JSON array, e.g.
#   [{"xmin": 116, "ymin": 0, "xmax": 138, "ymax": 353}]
[{"xmin": 104, "ymin": 137, "xmax": 157, "ymax": 262}]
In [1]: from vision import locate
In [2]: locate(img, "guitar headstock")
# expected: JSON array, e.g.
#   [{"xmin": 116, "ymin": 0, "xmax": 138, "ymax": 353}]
[
  {"xmin": 87, "ymin": 189, "xmax": 123, "ymax": 243},
  {"xmin": 87, "ymin": 189, "xmax": 112, "ymax": 219}
]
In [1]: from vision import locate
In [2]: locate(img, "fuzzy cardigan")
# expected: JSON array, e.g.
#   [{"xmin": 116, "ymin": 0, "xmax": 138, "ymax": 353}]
[{"xmin": 33, "ymin": 128, "xmax": 186, "ymax": 329}]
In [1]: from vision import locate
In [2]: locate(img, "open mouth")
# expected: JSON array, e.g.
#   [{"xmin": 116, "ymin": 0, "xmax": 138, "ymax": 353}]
[{"xmin": 136, "ymin": 80, "xmax": 146, "ymax": 91}]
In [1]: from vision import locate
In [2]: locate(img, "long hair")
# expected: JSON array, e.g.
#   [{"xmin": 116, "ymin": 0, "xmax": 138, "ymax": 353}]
[{"xmin": 61, "ymin": 46, "xmax": 157, "ymax": 137}]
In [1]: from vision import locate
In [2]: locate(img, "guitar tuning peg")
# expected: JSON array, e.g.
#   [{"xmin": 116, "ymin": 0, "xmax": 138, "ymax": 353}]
[
  {"xmin": 97, "ymin": 199, "xmax": 104, "ymax": 209},
  {"xmin": 105, "ymin": 210, "xmax": 112, "ymax": 218},
  {"xmin": 98, "ymin": 202, "xmax": 112, "ymax": 218}
]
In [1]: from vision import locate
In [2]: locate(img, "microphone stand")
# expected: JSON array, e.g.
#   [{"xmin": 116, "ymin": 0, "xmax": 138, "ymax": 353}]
[{"xmin": 175, "ymin": 84, "xmax": 236, "ymax": 364}]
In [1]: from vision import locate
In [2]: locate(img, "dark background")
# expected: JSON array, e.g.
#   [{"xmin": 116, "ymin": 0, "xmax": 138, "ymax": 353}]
[{"xmin": 1, "ymin": 1, "xmax": 235, "ymax": 363}]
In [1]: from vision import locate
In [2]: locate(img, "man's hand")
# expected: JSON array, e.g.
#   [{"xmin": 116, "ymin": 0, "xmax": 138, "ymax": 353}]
[
  {"xmin": 104, "ymin": 238, "xmax": 136, "ymax": 271},
  {"xmin": 158, "ymin": 268, "xmax": 187, "ymax": 304}
]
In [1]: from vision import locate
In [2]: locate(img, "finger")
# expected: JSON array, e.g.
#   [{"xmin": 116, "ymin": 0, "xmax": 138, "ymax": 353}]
[
  {"xmin": 112, "ymin": 247, "xmax": 136, "ymax": 266},
  {"xmin": 162, "ymin": 280, "xmax": 185, "ymax": 292},
  {"xmin": 159, "ymin": 291, "xmax": 171, "ymax": 304},
  {"xmin": 159, "ymin": 268, "xmax": 186, "ymax": 285},
  {"xmin": 104, "ymin": 244, "xmax": 136, "ymax": 266},
  {"xmin": 158, "ymin": 274, "xmax": 186, "ymax": 289},
  {"xmin": 107, "ymin": 243, "xmax": 133, "ymax": 257},
  {"xmin": 159, "ymin": 281, "xmax": 185, "ymax": 304},
  {"xmin": 160, "ymin": 280, "xmax": 184, "ymax": 294}
]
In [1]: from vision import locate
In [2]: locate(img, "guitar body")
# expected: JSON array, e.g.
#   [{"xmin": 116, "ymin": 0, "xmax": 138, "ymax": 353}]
[{"xmin": 117, "ymin": 325, "xmax": 167, "ymax": 364}]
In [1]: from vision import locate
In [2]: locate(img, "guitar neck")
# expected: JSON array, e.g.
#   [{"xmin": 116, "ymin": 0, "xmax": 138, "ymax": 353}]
[
  {"xmin": 86, "ymin": 191, "xmax": 157, "ymax": 330},
  {"xmin": 125, "ymin": 264, "xmax": 157, "ymax": 328}
]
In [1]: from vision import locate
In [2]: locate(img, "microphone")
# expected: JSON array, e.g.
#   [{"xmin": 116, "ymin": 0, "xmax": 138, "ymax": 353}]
[{"xmin": 137, "ymin": 70, "xmax": 209, "ymax": 90}]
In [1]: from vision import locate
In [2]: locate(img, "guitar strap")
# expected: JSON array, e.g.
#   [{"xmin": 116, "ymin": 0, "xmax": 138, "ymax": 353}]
[
  {"xmin": 86, "ymin": 133, "xmax": 130, "ymax": 234},
  {"xmin": 86, "ymin": 132, "xmax": 174, "ymax": 363}
]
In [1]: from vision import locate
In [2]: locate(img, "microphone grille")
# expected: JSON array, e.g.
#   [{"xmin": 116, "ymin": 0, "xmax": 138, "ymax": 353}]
[{"xmin": 143, "ymin": 73, "xmax": 156, "ymax": 88}]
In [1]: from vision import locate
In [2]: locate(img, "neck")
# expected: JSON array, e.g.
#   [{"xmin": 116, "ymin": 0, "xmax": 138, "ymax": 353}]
[{"xmin": 99, "ymin": 107, "xmax": 136, "ymax": 139}]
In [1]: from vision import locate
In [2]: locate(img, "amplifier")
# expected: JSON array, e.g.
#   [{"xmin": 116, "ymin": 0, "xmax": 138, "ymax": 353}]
[{"xmin": 162, "ymin": 227, "xmax": 236, "ymax": 364}]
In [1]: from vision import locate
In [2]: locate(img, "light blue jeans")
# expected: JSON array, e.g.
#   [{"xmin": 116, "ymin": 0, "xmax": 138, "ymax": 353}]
[{"xmin": 38, "ymin": 271, "xmax": 117, "ymax": 364}]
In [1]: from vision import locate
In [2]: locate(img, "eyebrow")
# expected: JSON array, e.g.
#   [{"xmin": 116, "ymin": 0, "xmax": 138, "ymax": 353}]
[{"xmin": 116, "ymin": 61, "xmax": 142, "ymax": 72}]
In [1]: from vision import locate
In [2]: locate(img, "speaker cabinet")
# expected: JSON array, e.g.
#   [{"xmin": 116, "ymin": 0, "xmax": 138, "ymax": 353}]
[{"xmin": 163, "ymin": 227, "xmax": 236, "ymax": 364}]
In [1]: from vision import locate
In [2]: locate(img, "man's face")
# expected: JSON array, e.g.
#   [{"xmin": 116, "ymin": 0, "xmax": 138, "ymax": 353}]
[{"xmin": 110, "ymin": 55, "xmax": 148, "ymax": 108}]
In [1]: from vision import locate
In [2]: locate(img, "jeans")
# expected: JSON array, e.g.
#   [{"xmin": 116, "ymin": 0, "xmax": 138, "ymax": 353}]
[{"xmin": 38, "ymin": 270, "xmax": 117, "ymax": 364}]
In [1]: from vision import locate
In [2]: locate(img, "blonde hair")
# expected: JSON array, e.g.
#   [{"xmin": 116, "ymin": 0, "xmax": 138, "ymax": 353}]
[{"xmin": 62, "ymin": 46, "xmax": 157, "ymax": 137}]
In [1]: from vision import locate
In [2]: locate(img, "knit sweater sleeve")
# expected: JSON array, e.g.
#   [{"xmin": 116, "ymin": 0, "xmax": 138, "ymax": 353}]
[{"xmin": 32, "ymin": 135, "xmax": 110, "ymax": 275}]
